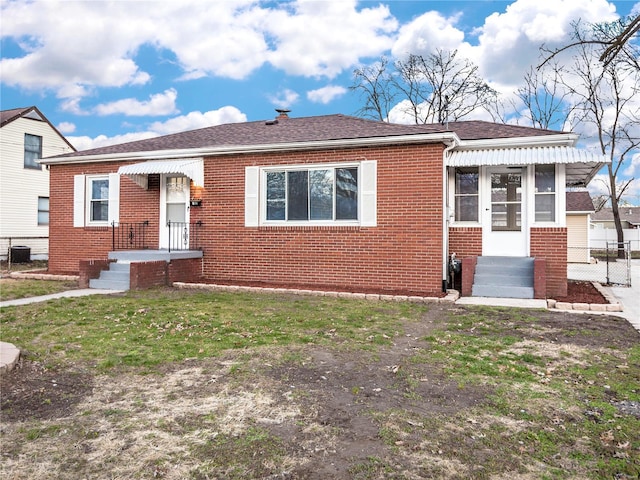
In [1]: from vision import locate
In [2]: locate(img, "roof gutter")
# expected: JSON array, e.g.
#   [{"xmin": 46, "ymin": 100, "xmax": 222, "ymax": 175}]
[
  {"xmin": 455, "ymin": 133, "xmax": 579, "ymax": 150},
  {"xmin": 40, "ymin": 132, "xmax": 461, "ymax": 165}
]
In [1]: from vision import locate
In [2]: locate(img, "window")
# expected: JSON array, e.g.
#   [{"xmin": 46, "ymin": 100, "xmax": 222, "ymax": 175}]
[
  {"xmin": 73, "ymin": 173, "xmax": 120, "ymax": 227},
  {"xmin": 535, "ymin": 165, "xmax": 556, "ymax": 222},
  {"xmin": 89, "ymin": 177, "xmax": 110, "ymax": 222},
  {"xmin": 265, "ymin": 166, "xmax": 358, "ymax": 222},
  {"xmin": 454, "ymin": 167, "xmax": 479, "ymax": 222},
  {"xmin": 24, "ymin": 134, "xmax": 42, "ymax": 169},
  {"xmin": 38, "ymin": 197, "xmax": 49, "ymax": 225},
  {"xmin": 245, "ymin": 161, "xmax": 376, "ymax": 227}
]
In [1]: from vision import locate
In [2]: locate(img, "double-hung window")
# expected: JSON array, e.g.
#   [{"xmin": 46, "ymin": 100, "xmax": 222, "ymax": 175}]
[
  {"xmin": 453, "ymin": 167, "xmax": 479, "ymax": 222},
  {"xmin": 534, "ymin": 165, "xmax": 556, "ymax": 222},
  {"xmin": 24, "ymin": 134, "xmax": 42, "ymax": 169},
  {"xmin": 266, "ymin": 167, "xmax": 358, "ymax": 222},
  {"xmin": 37, "ymin": 197, "xmax": 49, "ymax": 225},
  {"xmin": 73, "ymin": 173, "xmax": 120, "ymax": 227},
  {"xmin": 89, "ymin": 177, "xmax": 110, "ymax": 223},
  {"xmin": 245, "ymin": 160, "xmax": 377, "ymax": 227}
]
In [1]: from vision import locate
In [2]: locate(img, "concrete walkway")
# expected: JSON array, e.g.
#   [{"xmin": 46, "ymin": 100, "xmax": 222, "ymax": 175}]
[
  {"xmin": 605, "ymin": 259, "xmax": 640, "ymax": 331},
  {"xmin": 0, "ymin": 288, "xmax": 123, "ymax": 308}
]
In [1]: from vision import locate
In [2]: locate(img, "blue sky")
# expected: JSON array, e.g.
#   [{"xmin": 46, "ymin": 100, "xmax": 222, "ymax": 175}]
[{"xmin": 2, "ymin": 0, "xmax": 639, "ymax": 203}]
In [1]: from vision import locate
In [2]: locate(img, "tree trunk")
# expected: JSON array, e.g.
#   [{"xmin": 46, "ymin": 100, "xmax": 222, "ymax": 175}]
[{"xmin": 608, "ymin": 165, "xmax": 626, "ymax": 259}]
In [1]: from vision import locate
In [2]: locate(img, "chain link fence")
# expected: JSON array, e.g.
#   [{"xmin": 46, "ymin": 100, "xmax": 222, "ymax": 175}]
[{"xmin": 567, "ymin": 242, "xmax": 631, "ymax": 286}]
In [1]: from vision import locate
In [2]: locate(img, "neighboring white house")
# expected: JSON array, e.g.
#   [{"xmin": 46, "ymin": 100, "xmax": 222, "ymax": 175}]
[{"xmin": 0, "ymin": 106, "xmax": 76, "ymax": 261}]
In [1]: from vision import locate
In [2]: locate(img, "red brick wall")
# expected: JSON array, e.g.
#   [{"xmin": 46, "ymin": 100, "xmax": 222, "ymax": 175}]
[
  {"xmin": 461, "ymin": 256, "xmax": 477, "ymax": 296},
  {"xmin": 530, "ymin": 227, "xmax": 567, "ymax": 297},
  {"xmin": 49, "ymin": 162, "xmax": 161, "ymax": 274},
  {"xmin": 448, "ymin": 227, "xmax": 482, "ymax": 259},
  {"xmin": 48, "ymin": 143, "xmax": 447, "ymax": 296},
  {"xmin": 130, "ymin": 261, "xmax": 166, "ymax": 290},
  {"xmin": 78, "ymin": 259, "xmax": 111, "ymax": 288},
  {"xmin": 533, "ymin": 257, "xmax": 547, "ymax": 299},
  {"xmin": 168, "ymin": 258, "xmax": 203, "ymax": 284}
]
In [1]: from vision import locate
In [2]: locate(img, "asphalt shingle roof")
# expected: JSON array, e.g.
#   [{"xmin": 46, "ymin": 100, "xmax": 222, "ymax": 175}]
[
  {"xmin": 53, "ymin": 114, "xmax": 567, "ymax": 159},
  {"xmin": 1, "ymin": 107, "xmax": 33, "ymax": 127},
  {"xmin": 592, "ymin": 207, "xmax": 640, "ymax": 225},
  {"xmin": 566, "ymin": 191, "xmax": 595, "ymax": 212}
]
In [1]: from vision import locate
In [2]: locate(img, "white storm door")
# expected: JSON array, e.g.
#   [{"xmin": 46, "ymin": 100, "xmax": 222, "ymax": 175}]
[
  {"xmin": 482, "ymin": 167, "xmax": 528, "ymax": 257},
  {"xmin": 160, "ymin": 175, "xmax": 190, "ymax": 249}
]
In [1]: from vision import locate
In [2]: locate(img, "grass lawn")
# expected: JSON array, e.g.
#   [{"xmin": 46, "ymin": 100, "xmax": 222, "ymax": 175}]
[
  {"xmin": 0, "ymin": 278, "xmax": 79, "ymax": 301},
  {"xmin": 1, "ymin": 285, "xmax": 639, "ymax": 479}
]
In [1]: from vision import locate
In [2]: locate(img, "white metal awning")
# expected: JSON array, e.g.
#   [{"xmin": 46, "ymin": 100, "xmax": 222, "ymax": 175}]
[
  {"xmin": 117, "ymin": 158, "xmax": 204, "ymax": 188},
  {"xmin": 447, "ymin": 146, "xmax": 609, "ymax": 186}
]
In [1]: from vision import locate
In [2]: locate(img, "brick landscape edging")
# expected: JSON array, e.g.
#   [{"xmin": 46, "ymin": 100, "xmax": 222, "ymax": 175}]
[
  {"xmin": 174, "ymin": 282, "xmax": 460, "ymax": 304},
  {"xmin": 546, "ymin": 281, "xmax": 623, "ymax": 313}
]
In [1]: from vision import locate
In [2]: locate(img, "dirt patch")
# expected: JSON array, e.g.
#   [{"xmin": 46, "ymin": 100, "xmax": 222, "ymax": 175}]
[{"xmin": 1, "ymin": 360, "xmax": 93, "ymax": 421}]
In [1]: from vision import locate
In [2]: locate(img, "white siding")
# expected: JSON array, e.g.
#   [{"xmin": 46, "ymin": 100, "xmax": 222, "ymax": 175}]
[
  {"xmin": 0, "ymin": 115, "xmax": 75, "ymax": 258},
  {"xmin": 567, "ymin": 214, "xmax": 590, "ymax": 263}
]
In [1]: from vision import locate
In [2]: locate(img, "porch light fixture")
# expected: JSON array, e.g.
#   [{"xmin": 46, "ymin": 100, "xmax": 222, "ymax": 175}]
[{"xmin": 190, "ymin": 183, "xmax": 204, "ymax": 207}]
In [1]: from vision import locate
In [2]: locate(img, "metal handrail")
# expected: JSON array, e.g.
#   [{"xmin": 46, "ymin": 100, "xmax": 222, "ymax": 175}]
[
  {"xmin": 167, "ymin": 221, "xmax": 203, "ymax": 252},
  {"xmin": 112, "ymin": 221, "xmax": 150, "ymax": 250}
]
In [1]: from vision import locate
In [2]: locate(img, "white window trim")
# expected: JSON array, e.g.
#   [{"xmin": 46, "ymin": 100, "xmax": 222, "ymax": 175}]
[
  {"xmin": 449, "ymin": 166, "xmax": 481, "ymax": 226},
  {"xmin": 245, "ymin": 160, "xmax": 377, "ymax": 227},
  {"xmin": 73, "ymin": 173, "xmax": 120, "ymax": 227},
  {"xmin": 530, "ymin": 164, "xmax": 565, "ymax": 227}
]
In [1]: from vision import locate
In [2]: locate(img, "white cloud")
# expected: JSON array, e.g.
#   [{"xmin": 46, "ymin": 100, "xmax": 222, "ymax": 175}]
[
  {"xmin": 94, "ymin": 89, "xmax": 179, "ymax": 116},
  {"xmin": 56, "ymin": 122, "xmax": 76, "ymax": 134},
  {"xmin": 391, "ymin": 11, "xmax": 466, "ymax": 58},
  {"xmin": 66, "ymin": 106, "xmax": 247, "ymax": 151},
  {"xmin": 0, "ymin": 0, "xmax": 399, "ymax": 108},
  {"xmin": 148, "ymin": 106, "xmax": 247, "ymax": 135},
  {"xmin": 307, "ymin": 85, "xmax": 347, "ymax": 104},
  {"xmin": 265, "ymin": 0, "xmax": 397, "ymax": 78},
  {"xmin": 469, "ymin": 0, "xmax": 619, "ymax": 88},
  {"xmin": 269, "ymin": 89, "xmax": 299, "ymax": 109}
]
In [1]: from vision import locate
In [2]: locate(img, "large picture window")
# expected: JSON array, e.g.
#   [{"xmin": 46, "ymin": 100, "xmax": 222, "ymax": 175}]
[
  {"xmin": 265, "ymin": 167, "xmax": 358, "ymax": 222},
  {"xmin": 24, "ymin": 134, "xmax": 42, "ymax": 169},
  {"xmin": 454, "ymin": 167, "xmax": 479, "ymax": 222},
  {"xmin": 534, "ymin": 165, "xmax": 556, "ymax": 222}
]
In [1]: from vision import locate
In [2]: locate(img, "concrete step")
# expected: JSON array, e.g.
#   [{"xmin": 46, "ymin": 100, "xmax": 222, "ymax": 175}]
[
  {"xmin": 90, "ymin": 261, "xmax": 130, "ymax": 291},
  {"xmin": 476, "ymin": 256, "xmax": 534, "ymax": 267},
  {"xmin": 472, "ymin": 284, "xmax": 534, "ymax": 299},
  {"xmin": 472, "ymin": 256, "xmax": 535, "ymax": 299},
  {"xmin": 108, "ymin": 262, "xmax": 131, "ymax": 272},
  {"xmin": 98, "ymin": 270, "xmax": 130, "ymax": 282},
  {"xmin": 89, "ymin": 278, "xmax": 130, "ymax": 290},
  {"xmin": 473, "ymin": 273, "xmax": 533, "ymax": 287}
]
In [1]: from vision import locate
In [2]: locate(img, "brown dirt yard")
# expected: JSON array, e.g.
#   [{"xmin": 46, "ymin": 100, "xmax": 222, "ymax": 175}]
[{"xmin": 1, "ymin": 301, "xmax": 639, "ymax": 479}]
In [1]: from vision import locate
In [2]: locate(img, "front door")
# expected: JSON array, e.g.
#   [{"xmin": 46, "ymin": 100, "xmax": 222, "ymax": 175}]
[
  {"xmin": 160, "ymin": 175, "xmax": 190, "ymax": 249},
  {"xmin": 482, "ymin": 167, "xmax": 528, "ymax": 257}
]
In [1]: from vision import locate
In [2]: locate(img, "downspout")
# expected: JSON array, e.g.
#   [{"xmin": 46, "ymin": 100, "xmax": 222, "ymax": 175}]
[{"xmin": 442, "ymin": 140, "xmax": 457, "ymax": 292}]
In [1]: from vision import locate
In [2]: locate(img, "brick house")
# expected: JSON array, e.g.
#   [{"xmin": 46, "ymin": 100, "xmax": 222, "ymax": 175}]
[{"xmin": 42, "ymin": 112, "xmax": 607, "ymax": 298}]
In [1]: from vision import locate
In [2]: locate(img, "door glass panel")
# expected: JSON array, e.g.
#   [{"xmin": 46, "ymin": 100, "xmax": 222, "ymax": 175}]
[
  {"xmin": 166, "ymin": 176, "xmax": 188, "ymax": 202},
  {"xmin": 167, "ymin": 203, "xmax": 186, "ymax": 223},
  {"xmin": 491, "ymin": 172, "xmax": 521, "ymax": 231}
]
